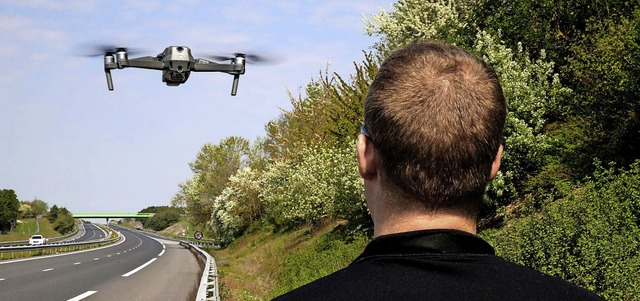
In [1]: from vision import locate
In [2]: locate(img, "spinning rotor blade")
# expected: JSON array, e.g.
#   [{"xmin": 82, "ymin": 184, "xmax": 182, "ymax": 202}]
[
  {"xmin": 78, "ymin": 43, "xmax": 146, "ymax": 57},
  {"xmin": 207, "ymin": 53, "xmax": 279, "ymax": 64}
]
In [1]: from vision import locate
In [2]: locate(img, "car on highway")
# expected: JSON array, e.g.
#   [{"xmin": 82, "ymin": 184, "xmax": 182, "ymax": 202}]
[{"xmin": 29, "ymin": 234, "xmax": 46, "ymax": 245}]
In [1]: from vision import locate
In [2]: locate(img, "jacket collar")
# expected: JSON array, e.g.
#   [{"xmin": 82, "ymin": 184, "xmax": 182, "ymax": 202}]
[{"xmin": 352, "ymin": 229, "xmax": 495, "ymax": 264}]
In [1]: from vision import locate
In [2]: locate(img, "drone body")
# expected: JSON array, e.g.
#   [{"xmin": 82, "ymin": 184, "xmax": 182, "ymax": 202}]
[{"xmin": 102, "ymin": 46, "xmax": 246, "ymax": 95}]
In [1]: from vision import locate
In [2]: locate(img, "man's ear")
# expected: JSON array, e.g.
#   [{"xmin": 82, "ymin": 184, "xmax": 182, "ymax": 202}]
[
  {"xmin": 490, "ymin": 145, "xmax": 503, "ymax": 180},
  {"xmin": 357, "ymin": 134, "xmax": 378, "ymax": 180}
]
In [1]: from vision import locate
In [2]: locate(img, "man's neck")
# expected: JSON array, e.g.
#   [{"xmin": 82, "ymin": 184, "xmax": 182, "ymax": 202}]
[{"xmin": 372, "ymin": 210, "xmax": 477, "ymax": 238}]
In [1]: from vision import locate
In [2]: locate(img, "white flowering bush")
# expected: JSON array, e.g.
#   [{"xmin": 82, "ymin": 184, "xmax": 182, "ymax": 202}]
[
  {"xmin": 474, "ymin": 31, "xmax": 572, "ymax": 207},
  {"xmin": 260, "ymin": 144, "xmax": 365, "ymax": 228},
  {"xmin": 363, "ymin": 0, "xmax": 467, "ymax": 50},
  {"xmin": 211, "ymin": 167, "xmax": 261, "ymax": 243}
]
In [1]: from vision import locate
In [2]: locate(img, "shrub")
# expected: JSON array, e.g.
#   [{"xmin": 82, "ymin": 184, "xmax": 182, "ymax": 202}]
[
  {"xmin": 211, "ymin": 167, "xmax": 261, "ymax": 243},
  {"xmin": 490, "ymin": 160, "xmax": 640, "ymax": 300},
  {"xmin": 260, "ymin": 144, "xmax": 365, "ymax": 229}
]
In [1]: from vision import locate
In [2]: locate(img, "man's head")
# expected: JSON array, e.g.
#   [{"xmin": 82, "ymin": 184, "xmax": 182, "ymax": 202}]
[{"xmin": 360, "ymin": 41, "xmax": 506, "ymax": 217}]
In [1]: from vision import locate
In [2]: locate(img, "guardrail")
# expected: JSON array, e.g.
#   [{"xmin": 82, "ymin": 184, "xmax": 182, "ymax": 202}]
[
  {"xmin": 0, "ymin": 227, "xmax": 121, "ymax": 260},
  {"xmin": 180, "ymin": 241, "xmax": 220, "ymax": 301},
  {"xmin": 175, "ymin": 236, "xmax": 222, "ymax": 249}
]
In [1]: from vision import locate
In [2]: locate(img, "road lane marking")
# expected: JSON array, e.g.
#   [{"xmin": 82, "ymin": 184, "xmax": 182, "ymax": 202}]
[
  {"xmin": 107, "ymin": 255, "xmax": 112, "ymax": 257},
  {"xmin": 94, "ymin": 258, "xmax": 100, "ymax": 261},
  {"xmin": 67, "ymin": 290, "xmax": 97, "ymax": 301},
  {"xmin": 0, "ymin": 278, "xmax": 5, "ymax": 281},
  {"xmin": 74, "ymin": 262, "xmax": 81, "ymax": 265},
  {"xmin": 122, "ymin": 258, "xmax": 157, "ymax": 277},
  {"xmin": 158, "ymin": 249, "xmax": 165, "ymax": 256},
  {"xmin": 43, "ymin": 268, "xmax": 54, "ymax": 272}
]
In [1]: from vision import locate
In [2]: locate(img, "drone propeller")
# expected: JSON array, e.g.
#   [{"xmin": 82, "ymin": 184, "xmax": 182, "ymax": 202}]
[
  {"xmin": 207, "ymin": 53, "xmax": 278, "ymax": 64},
  {"xmin": 78, "ymin": 44, "xmax": 146, "ymax": 57}
]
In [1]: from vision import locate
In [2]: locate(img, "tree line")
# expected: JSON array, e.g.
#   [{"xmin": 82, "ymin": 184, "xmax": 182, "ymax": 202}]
[{"xmin": 0, "ymin": 189, "xmax": 75, "ymax": 235}]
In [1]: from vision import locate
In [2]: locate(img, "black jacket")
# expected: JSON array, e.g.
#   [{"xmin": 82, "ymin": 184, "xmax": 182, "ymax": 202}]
[{"xmin": 274, "ymin": 229, "xmax": 603, "ymax": 300}]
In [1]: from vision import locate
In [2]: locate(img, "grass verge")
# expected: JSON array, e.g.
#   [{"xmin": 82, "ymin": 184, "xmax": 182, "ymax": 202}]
[
  {"xmin": 0, "ymin": 218, "xmax": 60, "ymax": 242},
  {"xmin": 210, "ymin": 220, "xmax": 369, "ymax": 300}
]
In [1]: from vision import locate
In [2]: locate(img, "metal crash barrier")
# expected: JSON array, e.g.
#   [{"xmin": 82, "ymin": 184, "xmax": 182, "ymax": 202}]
[{"xmin": 180, "ymin": 241, "xmax": 220, "ymax": 301}]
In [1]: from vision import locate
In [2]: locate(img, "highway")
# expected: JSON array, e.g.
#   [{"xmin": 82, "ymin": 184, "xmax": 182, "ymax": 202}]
[
  {"xmin": 63, "ymin": 222, "xmax": 109, "ymax": 242},
  {"xmin": 0, "ymin": 224, "xmax": 201, "ymax": 300}
]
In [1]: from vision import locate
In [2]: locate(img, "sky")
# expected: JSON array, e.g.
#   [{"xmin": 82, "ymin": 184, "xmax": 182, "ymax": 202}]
[{"xmin": 0, "ymin": 0, "xmax": 395, "ymax": 214}]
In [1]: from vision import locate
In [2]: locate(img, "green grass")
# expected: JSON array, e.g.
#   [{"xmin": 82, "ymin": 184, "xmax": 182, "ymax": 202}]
[
  {"xmin": 0, "ymin": 218, "xmax": 60, "ymax": 242},
  {"xmin": 210, "ymin": 220, "xmax": 369, "ymax": 300}
]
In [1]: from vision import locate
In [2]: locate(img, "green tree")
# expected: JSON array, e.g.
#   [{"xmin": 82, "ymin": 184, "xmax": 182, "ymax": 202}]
[
  {"xmin": 560, "ymin": 8, "xmax": 640, "ymax": 174},
  {"xmin": 53, "ymin": 207, "xmax": 75, "ymax": 234},
  {"xmin": 265, "ymin": 54, "xmax": 379, "ymax": 161},
  {"xmin": 471, "ymin": 0, "xmax": 637, "ymax": 70},
  {"xmin": 0, "ymin": 189, "xmax": 20, "ymax": 233},
  {"xmin": 173, "ymin": 136, "xmax": 250, "ymax": 229},
  {"xmin": 468, "ymin": 0, "xmax": 640, "ymax": 178},
  {"xmin": 48, "ymin": 205, "xmax": 59, "ymax": 223},
  {"xmin": 143, "ymin": 208, "xmax": 181, "ymax": 231}
]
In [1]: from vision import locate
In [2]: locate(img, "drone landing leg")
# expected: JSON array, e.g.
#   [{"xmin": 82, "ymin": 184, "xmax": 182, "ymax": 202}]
[
  {"xmin": 231, "ymin": 74, "xmax": 240, "ymax": 96},
  {"xmin": 105, "ymin": 69, "xmax": 114, "ymax": 91}
]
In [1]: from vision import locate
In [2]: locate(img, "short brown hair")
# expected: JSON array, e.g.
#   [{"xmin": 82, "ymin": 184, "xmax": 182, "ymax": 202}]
[{"xmin": 364, "ymin": 41, "xmax": 506, "ymax": 212}]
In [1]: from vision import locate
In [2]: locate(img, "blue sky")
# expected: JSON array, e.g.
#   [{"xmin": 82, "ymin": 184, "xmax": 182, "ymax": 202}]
[{"xmin": 0, "ymin": 0, "xmax": 395, "ymax": 213}]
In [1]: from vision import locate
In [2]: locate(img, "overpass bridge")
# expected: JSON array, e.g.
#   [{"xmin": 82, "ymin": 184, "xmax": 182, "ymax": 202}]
[
  {"xmin": 72, "ymin": 213, "xmax": 154, "ymax": 218},
  {"xmin": 72, "ymin": 213, "xmax": 154, "ymax": 223}
]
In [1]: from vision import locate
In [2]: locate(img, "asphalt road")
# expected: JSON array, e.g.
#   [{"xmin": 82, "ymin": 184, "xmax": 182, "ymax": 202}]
[
  {"xmin": 63, "ymin": 223, "xmax": 109, "ymax": 242},
  {"xmin": 0, "ymin": 224, "xmax": 201, "ymax": 301}
]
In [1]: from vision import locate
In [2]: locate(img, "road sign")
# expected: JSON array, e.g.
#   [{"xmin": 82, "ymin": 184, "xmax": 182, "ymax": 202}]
[{"xmin": 194, "ymin": 231, "xmax": 203, "ymax": 240}]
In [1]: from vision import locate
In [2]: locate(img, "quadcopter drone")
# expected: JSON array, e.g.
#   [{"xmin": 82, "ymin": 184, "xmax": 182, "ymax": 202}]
[{"xmin": 95, "ymin": 46, "xmax": 267, "ymax": 96}]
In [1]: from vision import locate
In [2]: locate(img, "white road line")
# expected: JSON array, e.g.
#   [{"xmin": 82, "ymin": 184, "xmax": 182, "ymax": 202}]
[
  {"xmin": 42, "ymin": 268, "xmax": 54, "ymax": 272},
  {"xmin": 158, "ymin": 249, "xmax": 165, "ymax": 256},
  {"xmin": 74, "ymin": 262, "xmax": 81, "ymax": 265},
  {"xmin": 122, "ymin": 258, "xmax": 157, "ymax": 277},
  {"xmin": 67, "ymin": 290, "xmax": 97, "ymax": 301},
  {"xmin": 107, "ymin": 255, "xmax": 112, "ymax": 257},
  {"xmin": 0, "ymin": 278, "xmax": 6, "ymax": 281},
  {"xmin": 93, "ymin": 258, "xmax": 100, "ymax": 261}
]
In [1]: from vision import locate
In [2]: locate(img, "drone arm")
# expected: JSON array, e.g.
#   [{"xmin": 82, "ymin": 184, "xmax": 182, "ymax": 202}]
[
  {"xmin": 192, "ymin": 60, "xmax": 243, "ymax": 73},
  {"xmin": 122, "ymin": 57, "xmax": 164, "ymax": 70}
]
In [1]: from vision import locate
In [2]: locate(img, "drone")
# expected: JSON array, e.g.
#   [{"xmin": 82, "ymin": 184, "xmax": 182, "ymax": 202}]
[{"xmin": 91, "ymin": 45, "xmax": 270, "ymax": 96}]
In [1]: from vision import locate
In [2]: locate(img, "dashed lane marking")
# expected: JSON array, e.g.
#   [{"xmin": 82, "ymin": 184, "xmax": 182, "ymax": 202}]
[
  {"xmin": 67, "ymin": 290, "xmax": 97, "ymax": 301},
  {"xmin": 122, "ymin": 258, "xmax": 157, "ymax": 277},
  {"xmin": 42, "ymin": 268, "xmax": 54, "ymax": 272}
]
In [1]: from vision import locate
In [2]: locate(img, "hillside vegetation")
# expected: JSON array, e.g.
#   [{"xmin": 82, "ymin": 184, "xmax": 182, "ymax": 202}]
[
  {"xmin": 0, "ymin": 218, "xmax": 60, "ymax": 242},
  {"xmin": 170, "ymin": 1, "xmax": 640, "ymax": 300}
]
